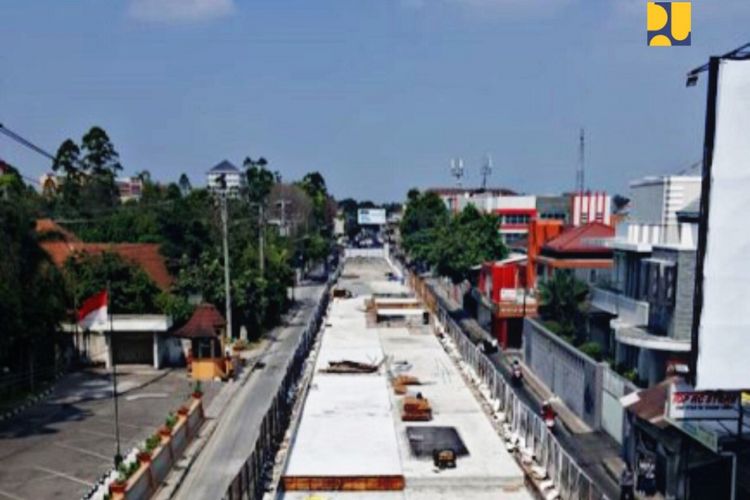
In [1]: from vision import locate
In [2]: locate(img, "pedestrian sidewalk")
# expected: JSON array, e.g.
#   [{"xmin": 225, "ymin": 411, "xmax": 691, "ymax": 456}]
[{"xmin": 153, "ymin": 339, "xmax": 270, "ymax": 500}]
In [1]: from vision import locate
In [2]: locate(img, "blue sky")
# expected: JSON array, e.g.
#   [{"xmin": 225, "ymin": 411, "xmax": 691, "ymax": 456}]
[{"xmin": 1, "ymin": 0, "xmax": 749, "ymax": 202}]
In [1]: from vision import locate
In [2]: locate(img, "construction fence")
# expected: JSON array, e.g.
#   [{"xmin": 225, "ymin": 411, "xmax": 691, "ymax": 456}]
[
  {"xmin": 412, "ymin": 272, "xmax": 610, "ymax": 500},
  {"xmin": 221, "ymin": 265, "xmax": 341, "ymax": 500}
]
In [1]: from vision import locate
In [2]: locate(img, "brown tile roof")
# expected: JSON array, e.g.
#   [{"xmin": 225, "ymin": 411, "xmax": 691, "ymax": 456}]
[
  {"xmin": 622, "ymin": 376, "xmax": 677, "ymax": 428},
  {"xmin": 542, "ymin": 222, "xmax": 614, "ymax": 255},
  {"xmin": 40, "ymin": 241, "xmax": 173, "ymax": 290},
  {"xmin": 173, "ymin": 303, "xmax": 226, "ymax": 338},
  {"xmin": 36, "ymin": 219, "xmax": 173, "ymax": 290},
  {"xmin": 35, "ymin": 218, "xmax": 80, "ymax": 243}
]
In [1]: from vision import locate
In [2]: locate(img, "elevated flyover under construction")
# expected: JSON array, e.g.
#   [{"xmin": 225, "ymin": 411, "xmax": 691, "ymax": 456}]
[{"xmin": 277, "ymin": 257, "xmax": 533, "ymax": 500}]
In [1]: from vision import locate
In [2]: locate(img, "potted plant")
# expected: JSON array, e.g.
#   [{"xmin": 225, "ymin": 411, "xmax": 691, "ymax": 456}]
[
  {"xmin": 109, "ymin": 476, "xmax": 127, "ymax": 495},
  {"xmin": 138, "ymin": 434, "xmax": 161, "ymax": 463},
  {"xmin": 165, "ymin": 412, "xmax": 178, "ymax": 431},
  {"xmin": 192, "ymin": 381, "xmax": 203, "ymax": 399},
  {"xmin": 177, "ymin": 405, "xmax": 189, "ymax": 417}
]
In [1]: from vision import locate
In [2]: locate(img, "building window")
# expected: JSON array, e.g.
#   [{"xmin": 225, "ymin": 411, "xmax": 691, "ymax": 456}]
[
  {"xmin": 663, "ymin": 264, "xmax": 677, "ymax": 306},
  {"xmin": 504, "ymin": 214, "xmax": 530, "ymax": 225}
]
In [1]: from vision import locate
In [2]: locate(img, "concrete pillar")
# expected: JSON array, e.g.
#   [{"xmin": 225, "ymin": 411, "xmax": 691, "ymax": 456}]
[
  {"xmin": 153, "ymin": 333, "xmax": 161, "ymax": 370},
  {"xmin": 105, "ymin": 332, "xmax": 113, "ymax": 370}
]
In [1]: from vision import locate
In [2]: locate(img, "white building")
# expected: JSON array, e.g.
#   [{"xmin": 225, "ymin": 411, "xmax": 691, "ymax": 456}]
[
  {"xmin": 207, "ymin": 160, "xmax": 245, "ymax": 197},
  {"xmin": 590, "ymin": 175, "xmax": 701, "ymax": 386},
  {"xmin": 571, "ymin": 191, "xmax": 611, "ymax": 226}
]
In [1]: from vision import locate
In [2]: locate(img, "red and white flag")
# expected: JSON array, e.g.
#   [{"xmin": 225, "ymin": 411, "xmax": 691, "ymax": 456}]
[{"xmin": 77, "ymin": 290, "xmax": 108, "ymax": 329}]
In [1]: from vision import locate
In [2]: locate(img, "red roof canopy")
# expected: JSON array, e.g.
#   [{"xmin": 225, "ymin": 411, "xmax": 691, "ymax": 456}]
[
  {"xmin": 173, "ymin": 304, "xmax": 226, "ymax": 339},
  {"xmin": 542, "ymin": 222, "xmax": 614, "ymax": 255}
]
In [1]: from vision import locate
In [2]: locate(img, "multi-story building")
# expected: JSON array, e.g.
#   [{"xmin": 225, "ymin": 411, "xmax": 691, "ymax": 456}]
[
  {"xmin": 589, "ymin": 175, "xmax": 701, "ymax": 386},
  {"xmin": 536, "ymin": 192, "xmax": 611, "ymax": 226},
  {"xmin": 207, "ymin": 160, "xmax": 245, "ymax": 197},
  {"xmin": 429, "ymin": 187, "xmax": 537, "ymax": 245},
  {"xmin": 536, "ymin": 222, "xmax": 614, "ymax": 286},
  {"xmin": 116, "ymin": 177, "xmax": 144, "ymax": 202},
  {"xmin": 429, "ymin": 187, "xmax": 516, "ymax": 214},
  {"xmin": 39, "ymin": 173, "xmax": 144, "ymax": 202},
  {"xmin": 475, "ymin": 255, "xmax": 538, "ymax": 349}
]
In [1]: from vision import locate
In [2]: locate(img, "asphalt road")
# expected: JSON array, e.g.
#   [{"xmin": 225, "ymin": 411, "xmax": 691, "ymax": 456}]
[
  {"xmin": 0, "ymin": 367, "xmax": 220, "ymax": 500},
  {"xmin": 174, "ymin": 281, "xmax": 326, "ymax": 500},
  {"xmin": 428, "ymin": 279, "xmax": 621, "ymax": 500}
]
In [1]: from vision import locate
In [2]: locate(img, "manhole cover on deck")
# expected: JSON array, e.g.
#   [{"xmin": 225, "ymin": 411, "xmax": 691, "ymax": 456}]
[{"xmin": 405, "ymin": 426, "xmax": 469, "ymax": 458}]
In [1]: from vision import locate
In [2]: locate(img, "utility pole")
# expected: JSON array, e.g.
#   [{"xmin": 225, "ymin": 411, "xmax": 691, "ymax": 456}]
[
  {"xmin": 107, "ymin": 282, "xmax": 122, "ymax": 467},
  {"xmin": 218, "ymin": 176, "xmax": 233, "ymax": 338},
  {"xmin": 277, "ymin": 198, "xmax": 289, "ymax": 236},
  {"xmin": 576, "ymin": 128, "xmax": 585, "ymax": 193},
  {"xmin": 259, "ymin": 203, "xmax": 265, "ymax": 276}
]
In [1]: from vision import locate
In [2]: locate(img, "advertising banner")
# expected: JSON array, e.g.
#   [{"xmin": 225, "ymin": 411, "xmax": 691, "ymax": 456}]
[
  {"xmin": 694, "ymin": 58, "xmax": 750, "ymax": 390},
  {"xmin": 357, "ymin": 208, "xmax": 386, "ymax": 225},
  {"xmin": 667, "ymin": 383, "xmax": 739, "ymax": 420}
]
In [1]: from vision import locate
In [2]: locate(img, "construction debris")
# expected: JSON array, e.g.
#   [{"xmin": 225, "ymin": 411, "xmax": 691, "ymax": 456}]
[
  {"xmin": 392, "ymin": 374, "xmax": 421, "ymax": 395},
  {"xmin": 402, "ymin": 393, "xmax": 432, "ymax": 421},
  {"xmin": 320, "ymin": 359, "xmax": 382, "ymax": 374},
  {"xmin": 332, "ymin": 288, "xmax": 353, "ymax": 298},
  {"xmin": 433, "ymin": 448, "xmax": 457, "ymax": 469}
]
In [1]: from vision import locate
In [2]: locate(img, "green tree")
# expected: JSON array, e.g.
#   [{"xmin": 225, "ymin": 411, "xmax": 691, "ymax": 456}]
[
  {"xmin": 51, "ymin": 139, "xmax": 83, "ymax": 211},
  {"xmin": 64, "ymin": 252, "xmax": 161, "ymax": 314},
  {"xmin": 80, "ymin": 126, "xmax": 123, "ymax": 210},
  {"xmin": 400, "ymin": 190, "xmax": 449, "ymax": 240},
  {"xmin": 431, "ymin": 205, "xmax": 507, "ymax": 283},
  {"xmin": 244, "ymin": 157, "xmax": 273, "ymax": 205},
  {"xmin": 0, "ymin": 191, "xmax": 67, "ymax": 395},
  {"xmin": 178, "ymin": 173, "xmax": 192, "ymax": 196},
  {"xmin": 538, "ymin": 270, "xmax": 589, "ymax": 340}
]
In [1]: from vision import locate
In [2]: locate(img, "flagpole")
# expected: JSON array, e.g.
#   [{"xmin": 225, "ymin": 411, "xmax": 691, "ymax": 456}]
[{"xmin": 108, "ymin": 282, "xmax": 122, "ymax": 467}]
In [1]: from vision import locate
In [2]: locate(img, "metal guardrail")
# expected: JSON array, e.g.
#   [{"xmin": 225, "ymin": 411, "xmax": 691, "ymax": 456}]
[
  {"xmin": 428, "ymin": 282, "xmax": 610, "ymax": 500},
  {"xmin": 221, "ymin": 264, "xmax": 341, "ymax": 500}
]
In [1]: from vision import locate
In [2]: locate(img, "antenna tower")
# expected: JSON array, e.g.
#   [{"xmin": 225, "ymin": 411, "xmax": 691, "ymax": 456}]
[
  {"xmin": 576, "ymin": 128, "xmax": 585, "ymax": 193},
  {"xmin": 480, "ymin": 154, "xmax": 493, "ymax": 189},
  {"xmin": 450, "ymin": 158, "xmax": 465, "ymax": 187}
]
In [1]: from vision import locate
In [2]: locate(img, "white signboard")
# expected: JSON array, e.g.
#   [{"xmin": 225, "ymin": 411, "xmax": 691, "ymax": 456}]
[
  {"xmin": 695, "ymin": 58, "xmax": 750, "ymax": 390},
  {"xmin": 500, "ymin": 289, "xmax": 517, "ymax": 301},
  {"xmin": 667, "ymin": 383, "xmax": 739, "ymax": 420},
  {"xmin": 357, "ymin": 208, "xmax": 386, "ymax": 225}
]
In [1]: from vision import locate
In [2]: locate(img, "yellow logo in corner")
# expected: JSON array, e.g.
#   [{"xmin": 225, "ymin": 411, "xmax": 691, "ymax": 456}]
[{"xmin": 647, "ymin": 2, "xmax": 691, "ymax": 46}]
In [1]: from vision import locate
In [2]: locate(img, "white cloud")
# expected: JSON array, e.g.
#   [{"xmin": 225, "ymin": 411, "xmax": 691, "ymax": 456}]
[{"xmin": 128, "ymin": 0, "xmax": 235, "ymax": 23}]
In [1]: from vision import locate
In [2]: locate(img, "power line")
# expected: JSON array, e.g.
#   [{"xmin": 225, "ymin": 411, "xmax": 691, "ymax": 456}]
[{"xmin": 0, "ymin": 123, "xmax": 57, "ymax": 162}]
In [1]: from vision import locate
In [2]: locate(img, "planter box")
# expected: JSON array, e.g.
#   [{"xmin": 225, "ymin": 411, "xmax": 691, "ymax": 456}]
[
  {"xmin": 123, "ymin": 461, "xmax": 152, "ymax": 500},
  {"xmin": 107, "ymin": 396, "xmax": 207, "ymax": 500}
]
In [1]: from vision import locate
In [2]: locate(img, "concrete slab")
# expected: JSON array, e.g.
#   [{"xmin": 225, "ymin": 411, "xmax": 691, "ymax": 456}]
[
  {"xmin": 279, "ymin": 258, "xmax": 533, "ymax": 500},
  {"xmin": 284, "ymin": 375, "xmax": 401, "ymax": 477}
]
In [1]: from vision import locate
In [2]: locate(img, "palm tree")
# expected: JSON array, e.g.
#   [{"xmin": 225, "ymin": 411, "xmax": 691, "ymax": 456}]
[{"xmin": 538, "ymin": 270, "xmax": 589, "ymax": 339}]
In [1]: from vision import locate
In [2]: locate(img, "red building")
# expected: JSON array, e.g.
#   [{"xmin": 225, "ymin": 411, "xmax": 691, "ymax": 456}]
[{"xmin": 475, "ymin": 256, "xmax": 537, "ymax": 349}]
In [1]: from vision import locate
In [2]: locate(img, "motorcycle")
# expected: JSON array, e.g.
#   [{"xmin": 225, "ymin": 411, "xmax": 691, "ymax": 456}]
[
  {"xmin": 541, "ymin": 401, "xmax": 556, "ymax": 431},
  {"xmin": 510, "ymin": 361, "xmax": 523, "ymax": 386}
]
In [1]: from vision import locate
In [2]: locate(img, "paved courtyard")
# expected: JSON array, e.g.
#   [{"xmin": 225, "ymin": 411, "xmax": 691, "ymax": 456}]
[{"xmin": 0, "ymin": 366, "xmax": 220, "ymax": 500}]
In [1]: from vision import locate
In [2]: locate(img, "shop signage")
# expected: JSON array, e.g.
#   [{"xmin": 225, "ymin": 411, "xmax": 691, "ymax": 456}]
[{"xmin": 667, "ymin": 383, "xmax": 739, "ymax": 420}]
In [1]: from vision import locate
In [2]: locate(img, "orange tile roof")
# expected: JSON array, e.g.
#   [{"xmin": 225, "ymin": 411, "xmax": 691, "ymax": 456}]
[
  {"xmin": 37, "ymin": 219, "xmax": 173, "ymax": 290},
  {"xmin": 35, "ymin": 218, "xmax": 80, "ymax": 243},
  {"xmin": 40, "ymin": 241, "xmax": 173, "ymax": 291}
]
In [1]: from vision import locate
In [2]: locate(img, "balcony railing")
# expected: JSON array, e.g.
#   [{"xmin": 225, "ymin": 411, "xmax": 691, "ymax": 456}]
[{"xmin": 591, "ymin": 287, "xmax": 649, "ymax": 326}]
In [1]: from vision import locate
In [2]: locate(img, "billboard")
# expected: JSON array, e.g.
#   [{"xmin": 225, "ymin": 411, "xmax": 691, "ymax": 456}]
[
  {"xmin": 667, "ymin": 382, "xmax": 739, "ymax": 420},
  {"xmin": 357, "ymin": 208, "xmax": 386, "ymax": 225},
  {"xmin": 693, "ymin": 57, "xmax": 750, "ymax": 390}
]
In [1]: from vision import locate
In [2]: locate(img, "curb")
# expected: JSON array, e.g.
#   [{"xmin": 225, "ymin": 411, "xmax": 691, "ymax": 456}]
[{"xmin": 0, "ymin": 372, "xmax": 65, "ymax": 422}]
